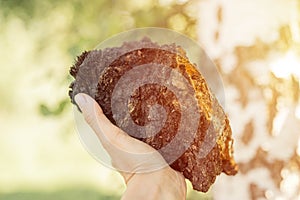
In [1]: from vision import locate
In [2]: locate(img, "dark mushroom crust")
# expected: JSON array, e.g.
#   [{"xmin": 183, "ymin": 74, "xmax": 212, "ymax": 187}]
[{"xmin": 69, "ymin": 38, "xmax": 238, "ymax": 192}]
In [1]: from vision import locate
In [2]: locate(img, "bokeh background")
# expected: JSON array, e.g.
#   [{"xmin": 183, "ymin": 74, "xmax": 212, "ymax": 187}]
[{"xmin": 0, "ymin": 0, "xmax": 299, "ymax": 200}]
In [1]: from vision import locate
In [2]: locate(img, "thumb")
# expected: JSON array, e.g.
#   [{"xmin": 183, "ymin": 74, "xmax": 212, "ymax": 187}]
[
  {"xmin": 74, "ymin": 93, "xmax": 167, "ymax": 174},
  {"xmin": 74, "ymin": 93, "xmax": 131, "ymax": 149}
]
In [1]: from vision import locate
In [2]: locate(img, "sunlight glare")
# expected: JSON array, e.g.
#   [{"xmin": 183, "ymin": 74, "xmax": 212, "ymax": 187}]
[{"xmin": 270, "ymin": 51, "xmax": 300, "ymax": 79}]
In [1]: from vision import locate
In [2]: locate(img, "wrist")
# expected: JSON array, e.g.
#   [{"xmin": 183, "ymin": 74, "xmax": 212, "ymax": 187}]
[{"xmin": 121, "ymin": 167, "xmax": 186, "ymax": 200}]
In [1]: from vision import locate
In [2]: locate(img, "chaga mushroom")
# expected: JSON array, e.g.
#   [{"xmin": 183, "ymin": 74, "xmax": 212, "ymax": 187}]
[{"xmin": 69, "ymin": 38, "xmax": 238, "ymax": 192}]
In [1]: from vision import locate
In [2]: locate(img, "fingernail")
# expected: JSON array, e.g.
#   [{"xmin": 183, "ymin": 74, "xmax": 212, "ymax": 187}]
[{"xmin": 75, "ymin": 93, "xmax": 87, "ymax": 108}]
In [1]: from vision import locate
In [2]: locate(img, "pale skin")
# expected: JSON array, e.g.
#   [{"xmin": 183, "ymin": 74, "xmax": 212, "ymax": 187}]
[{"xmin": 75, "ymin": 93, "xmax": 187, "ymax": 200}]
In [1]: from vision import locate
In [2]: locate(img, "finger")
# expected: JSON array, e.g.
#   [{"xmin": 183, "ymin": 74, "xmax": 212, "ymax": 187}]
[
  {"xmin": 75, "ymin": 93, "xmax": 167, "ymax": 173},
  {"xmin": 74, "ymin": 93, "xmax": 155, "ymax": 153},
  {"xmin": 75, "ymin": 93, "xmax": 128, "ymax": 147}
]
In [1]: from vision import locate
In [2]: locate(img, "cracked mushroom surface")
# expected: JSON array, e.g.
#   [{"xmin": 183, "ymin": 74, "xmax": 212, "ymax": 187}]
[{"xmin": 69, "ymin": 38, "xmax": 238, "ymax": 192}]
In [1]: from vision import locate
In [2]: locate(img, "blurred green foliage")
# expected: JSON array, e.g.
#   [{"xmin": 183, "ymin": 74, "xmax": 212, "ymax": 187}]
[
  {"xmin": 0, "ymin": 0, "xmax": 198, "ymax": 116},
  {"xmin": 0, "ymin": 189, "xmax": 211, "ymax": 200},
  {"xmin": 0, "ymin": 0, "xmax": 210, "ymax": 199},
  {"xmin": 39, "ymin": 99, "xmax": 69, "ymax": 116},
  {"xmin": 1, "ymin": 0, "xmax": 198, "ymax": 54},
  {"xmin": 0, "ymin": 187, "xmax": 119, "ymax": 200}
]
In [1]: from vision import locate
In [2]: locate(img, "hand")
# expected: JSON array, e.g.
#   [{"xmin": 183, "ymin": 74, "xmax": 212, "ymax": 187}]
[{"xmin": 74, "ymin": 93, "xmax": 187, "ymax": 200}]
